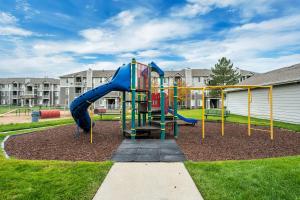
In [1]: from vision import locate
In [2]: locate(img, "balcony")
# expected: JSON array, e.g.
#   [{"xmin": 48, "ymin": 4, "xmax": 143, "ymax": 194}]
[
  {"xmin": 12, "ymin": 95, "xmax": 19, "ymax": 99},
  {"xmin": 43, "ymin": 87, "xmax": 50, "ymax": 91},
  {"xmin": 20, "ymin": 93, "xmax": 36, "ymax": 99},
  {"xmin": 74, "ymin": 81, "xmax": 83, "ymax": 86}
]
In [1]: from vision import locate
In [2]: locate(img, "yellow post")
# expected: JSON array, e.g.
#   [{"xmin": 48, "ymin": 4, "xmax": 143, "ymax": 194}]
[
  {"xmin": 221, "ymin": 89, "xmax": 224, "ymax": 136},
  {"xmin": 202, "ymin": 88, "xmax": 205, "ymax": 139},
  {"xmin": 269, "ymin": 86, "xmax": 274, "ymax": 140},
  {"xmin": 90, "ymin": 104, "xmax": 93, "ymax": 144},
  {"xmin": 247, "ymin": 88, "xmax": 251, "ymax": 136}
]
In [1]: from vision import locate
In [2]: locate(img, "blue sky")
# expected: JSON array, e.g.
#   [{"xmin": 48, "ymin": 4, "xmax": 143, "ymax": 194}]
[{"xmin": 0, "ymin": 0, "xmax": 300, "ymax": 77}]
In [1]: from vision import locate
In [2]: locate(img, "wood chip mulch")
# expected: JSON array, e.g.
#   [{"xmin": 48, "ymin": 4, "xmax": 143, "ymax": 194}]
[
  {"xmin": 4, "ymin": 121, "xmax": 300, "ymax": 161},
  {"xmin": 176, "ymin": 122, "xmax": 300, "ymax": 161},
  {"xmin": 5, "ymin": 121, "xmax": 123, "ymax": 162}
]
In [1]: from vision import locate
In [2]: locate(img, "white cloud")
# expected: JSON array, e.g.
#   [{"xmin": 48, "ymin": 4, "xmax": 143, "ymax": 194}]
[
  {"xmin": 0, "ymin": 54, "xmax": 81, "ymax": 78},
  {"xmin": 0, "ymin": 26, "xmax": 33, "ymax": 36},
  {"xmin": 0, "ymin": 12, "xmax": 33, "ymax": 36},
  {"xmin": 106, "ymin": 10, "xmax": 137, "ymax": 27},
  {"xmin": 161, "ymin": 14, "xmax": 300, "ymax": 72},
  {"xmin": 33, "ymin": 16, "xmax": 200, "ymax": 55},
  {"xmin": 171, "ymin": 0, "xmax": 275, "ymax": 19},
  {"xmin": 85, "ymin": 61, "xmax": 120, "ymax": 70},
  {"xmin": 137, "ymin": 49, "xmax": 163, "ymax": 58},
  {"xmin": 16, "ymin": 0, "xmax": 40, "ymax": 20},
  {"xmin": 79, "ymin": 29, "xmax": 105, "ymax": 42},
  {"xmin": 0, "ymin": 12, "xmax": 18, "ymax": 24}
]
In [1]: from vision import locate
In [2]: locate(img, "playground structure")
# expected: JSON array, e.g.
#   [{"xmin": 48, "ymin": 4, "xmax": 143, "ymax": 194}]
[{"xmin": 70, "ymin": 59, "xmax": 274, "ymax": 142}]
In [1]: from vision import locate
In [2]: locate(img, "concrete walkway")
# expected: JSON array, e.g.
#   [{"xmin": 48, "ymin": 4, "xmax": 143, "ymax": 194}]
[{"xmin": 93, "ymin": 162, "xmax": 203, "ymax": 200}]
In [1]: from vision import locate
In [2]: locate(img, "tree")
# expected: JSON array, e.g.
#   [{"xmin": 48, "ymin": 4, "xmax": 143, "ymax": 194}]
[{"xmin": 209, "ymin": 57, "xmax": 240, "ymax": 96}]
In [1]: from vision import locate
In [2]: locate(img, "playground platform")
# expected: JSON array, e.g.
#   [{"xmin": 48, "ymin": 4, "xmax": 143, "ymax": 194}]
[{"xmin": 111, "ymin": 139, "xmax": 186, "ymax": 162}]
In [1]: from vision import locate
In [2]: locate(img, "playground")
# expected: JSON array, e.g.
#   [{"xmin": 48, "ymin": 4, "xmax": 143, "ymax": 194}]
[{"xmin": 1, "ymin": 59, "xmax": 300, "ymax": 200}]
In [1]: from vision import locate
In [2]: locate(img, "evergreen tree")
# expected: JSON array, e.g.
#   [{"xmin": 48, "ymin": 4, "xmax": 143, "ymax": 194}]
[{"xmin": 209, "ymin": 57, "xmax": 240, "ymax": 96}]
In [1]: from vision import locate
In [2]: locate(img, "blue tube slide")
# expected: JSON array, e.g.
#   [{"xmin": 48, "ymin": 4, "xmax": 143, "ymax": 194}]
[
  {"xmin": 168, "ymin": 108, "xmax": 198, "ymax": 125},
  {"xmin": 70, "ymin": 64, "xmax": 131, "ymax": 132}
]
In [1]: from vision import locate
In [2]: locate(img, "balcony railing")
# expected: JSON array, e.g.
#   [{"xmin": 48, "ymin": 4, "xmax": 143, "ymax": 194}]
[
  {"xmin": 20, "ymin": 94, "xmax": 36, "ymax": 98},
  {"xmin": 43, "ymin": 94, "xmax": 50, "ymax": 98},
  {"xmin": 74, "ymin": 82, "xmax": 84, "ymax": 86}
]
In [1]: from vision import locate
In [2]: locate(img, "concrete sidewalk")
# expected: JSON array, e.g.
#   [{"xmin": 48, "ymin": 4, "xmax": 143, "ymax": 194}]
[{"xmin": 93, "ymin": 162, "xmax": 203, "ymax": 200}]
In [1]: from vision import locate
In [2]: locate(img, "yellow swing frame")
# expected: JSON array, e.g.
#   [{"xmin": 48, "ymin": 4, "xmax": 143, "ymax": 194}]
[{"xmin": 159, "ymin": 85, "xmax": 274, "ymax": 140}]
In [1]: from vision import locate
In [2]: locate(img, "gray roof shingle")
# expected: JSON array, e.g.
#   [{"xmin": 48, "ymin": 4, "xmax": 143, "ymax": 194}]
[
  {"xmin": 0, "ymin": 78, "xmax": 59, "ymax": 84},
  {"xmin": 238, "ymin": 63, "xmax": 300, "ymax": 86}
]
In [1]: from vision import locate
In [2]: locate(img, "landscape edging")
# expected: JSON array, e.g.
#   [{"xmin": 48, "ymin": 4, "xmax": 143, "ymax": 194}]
[{"xmin": 1, "ymin": 135, "xmax": 10, "ymax": 159}]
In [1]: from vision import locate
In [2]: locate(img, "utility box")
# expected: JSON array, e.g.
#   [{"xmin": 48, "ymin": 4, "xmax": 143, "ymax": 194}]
[{"xmin": 31, "ymin": 111, "xmax": 40, "ymax": 122}]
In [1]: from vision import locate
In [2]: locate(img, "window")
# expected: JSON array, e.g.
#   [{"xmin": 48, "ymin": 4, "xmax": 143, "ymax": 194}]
[
  {"xmin": 27, "ymin": 86, "xmax": 33, "ymax": 92},
  {"xmin": 75, "ymin": 77, "xmax": 82, "ymax": 82},
  {"xmin": 75, "ymin": 87, "xmax": 82, "ymax": 94},
  {"xmin": 65, "ymin": 88, "xmax": 69, "ymax": 95},
  {"xmin": 164, "ymin": 77, "xmax": 169, "ymax": 84}
]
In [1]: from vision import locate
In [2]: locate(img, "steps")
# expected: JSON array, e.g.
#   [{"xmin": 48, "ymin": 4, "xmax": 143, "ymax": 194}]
[{"xmin": 123, "ymin": 126, "xmax": 161, "ymax": 137}]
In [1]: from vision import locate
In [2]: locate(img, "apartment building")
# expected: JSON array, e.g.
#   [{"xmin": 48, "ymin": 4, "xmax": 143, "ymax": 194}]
[
  {"xmin": 60, "ymin": 69, "xmax": 120, "ymax": 109},
  {"xmin": 60, "ymin": 67, "xmax": 255, "ymax": 109},
  {"xmin": 152, "ymin": 68, "xmax": 255, "ymax": 108},
  {"xmin": 0, "ymin": 78, "xmax": 60, "ymax": 107}
]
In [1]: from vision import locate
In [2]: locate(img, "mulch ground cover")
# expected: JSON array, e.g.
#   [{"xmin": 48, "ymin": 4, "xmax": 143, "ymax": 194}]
[
  {"xmin": 4, "ymin": 121, "xmax": 300, "ymax": 161},
  {"xmin": 175, "ymin": 122, "xmax": 300, "ymax": 161}
]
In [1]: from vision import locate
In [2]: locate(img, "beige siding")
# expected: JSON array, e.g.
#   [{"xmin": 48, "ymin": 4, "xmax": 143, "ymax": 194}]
[{"xmin": 226, "ymin": 83, "xmax": 300, "ymax": 124}]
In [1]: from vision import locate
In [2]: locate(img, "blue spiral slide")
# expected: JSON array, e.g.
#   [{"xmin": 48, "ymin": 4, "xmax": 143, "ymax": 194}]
[{"xmin": 70, "ymin": 64, "xmax": 131, "ymax": 132}]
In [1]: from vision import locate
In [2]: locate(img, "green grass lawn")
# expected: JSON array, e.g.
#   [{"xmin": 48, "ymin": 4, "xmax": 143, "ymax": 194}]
[
  {"xmin": 1, "ymin": 108, "xmax": 299, "ymax": 200},
  {"xmin": 179, "ymin": 109, "xmax": 300, "ymax": 132},
  {"xmin": 185, "ymin": 157, "xmax": 300, "ymax": 200},
  {"xmin": 0, "ymin": 114, "xmax": 118, "ymax": 133},
  {"xmin": 0, "ymin": 131, "xmax": 112, "ymax": 200},
  {"xmin": 0, "ymin": 105, "xmax": 65, "ymax": 114}
]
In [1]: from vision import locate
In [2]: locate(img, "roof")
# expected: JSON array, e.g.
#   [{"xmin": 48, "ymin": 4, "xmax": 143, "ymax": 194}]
[
  {"xmin": 152, "ymin": 70, "xmax": 184, "ymax": 78},
  {"xmin": 0, "ymin": 78, "xmax": 59, "ymax": 84},
  {"xmin": 237, "ymin": 63, "xmax": 300, "ymax": 86},
  {"xmin": 59, "ymin": 70, "xmax": 88, "ymax": 78},
  {"xmin": 60, "ymin": 70, "xmax": 116, "ymax": 78},
  {"xmin": 93, "ymin": 70, "xmax": 115, "ymax": 78},
  {"xmin": 239, "ymin": 69, "xmax": 257, "ymax": 76},
  {"xmin": 191, "ymin": 69, "xmax": 211, "ymax": 76},
  {"xmin": 60, "ymin": 67, "xmax": 257, "ymax": 79}
]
